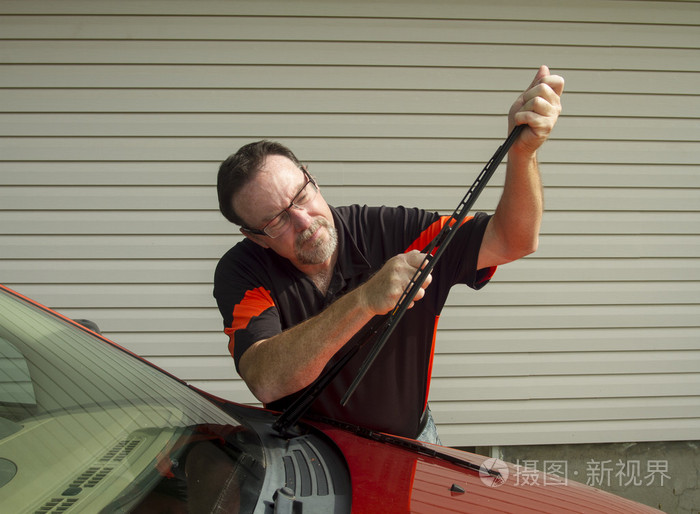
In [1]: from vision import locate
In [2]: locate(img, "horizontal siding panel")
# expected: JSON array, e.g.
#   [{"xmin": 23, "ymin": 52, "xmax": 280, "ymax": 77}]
[
  {"xmin": 2, "ymin": 114, "xmax": 699, "ymax": 142},
  {"xmin": 1, "ymin": 66, "xmax": 698, "ymax": 95},
  {"xmin": 435, "ymin": 327, "xmax": 700, "ymax": 354},
  {"xmin": 0, "ymin": 211, "xmax": 233, "ymax": 235},
  {"xmin": 0, "ymin": 162, "xmax": 220, "ymax": 186},
  {"xmin": 490, "ymin": 258, "xmax": 700, "ymax": 282},
  {"xmin": 447, "ymin": 281, "xmax": 700, "ymax": 307},
  {"xmin": 51, "ymin": 307, "xmax": 223, "ymax": 333},
  {"xmin": 534, "ymin": 234, "xmax": 700, "ymax": 259},
  {"xmin": 0, "ymin": 186, "xmax": 220, "ymax": 210},
  {"xmin": 539, "ymin": 212, "xmax": 700, "ymax": 236},
  {"xmin": 0, "ymin": 259, "xmax": 218, "ymax": 284},
  {"xmin": 2, "ymin": 162, "xmax": 700, "ymax": 189},
  {"xmin": 3, "ymin": 258, "xmax": 699, "ymax": 284},
  {"xmin": 437, "ymin": 304, "xmax": 700, "ymax": 330},
  {"xmin": 436, "ymin": 418, "xmax": 700, "ymax": 447},
  {"xmin": 3, "ymin": 40, "xmax": 699, "ymax": 71},
  {"xmin": 1, "ymin": 89, "xmax": 697, "ymax": 118},
  {"xmin": 430, "ymin": 373, "xmax": 700, "ymax": 401},
  {"xmin": 3, "ymin": 15, "xmax": 699, "ymax": 49},
  {"xmin": 2, "ymin": 234, "xmax": 697, "ymax": 259},
  {"xmin": 0, "ymin": 235, "xmax": 233, "ymax": 259},
  {"xmin": 432, "ymin": 351, "xmax": 700, "ymax": 377},
  {"xmin": 1, "ymin": 0, "xmax": 698, "ymax": 25},
  {"xmin": 11, "ymin": 281, "xmax": 700, "ymax": 309},
  {"xmin": 13, "ymin": 284, "xmax": 219, "ymax": 309},
  {"xmin": 561, "ymin": 117, "xmax": 700, "ymax": 142},
  {"xmin": 432, "ymin": 397, "xmax": 700, "ymax": 425}
]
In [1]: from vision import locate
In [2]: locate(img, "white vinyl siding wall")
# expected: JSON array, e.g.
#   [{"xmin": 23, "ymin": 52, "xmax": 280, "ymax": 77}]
[{"xmin": 1, "ymin": 0, "xmax": 698, "ymax": 447}]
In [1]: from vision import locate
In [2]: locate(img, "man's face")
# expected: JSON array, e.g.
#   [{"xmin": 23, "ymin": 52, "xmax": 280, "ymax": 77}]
[{"xmin": 233, "ymin": 155, "xmax": 338, "ymax": 270}]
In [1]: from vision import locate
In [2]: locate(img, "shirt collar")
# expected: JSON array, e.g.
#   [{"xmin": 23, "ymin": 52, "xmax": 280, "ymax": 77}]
[{"xmin": 330, "ymin": 206, "xmax": 372, "ymax": 281}]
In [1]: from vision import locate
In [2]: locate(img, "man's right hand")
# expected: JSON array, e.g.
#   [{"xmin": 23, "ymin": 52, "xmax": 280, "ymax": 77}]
[{"xmin": 360, "ymin": 250, "xmax": 433, "ymax": 315}]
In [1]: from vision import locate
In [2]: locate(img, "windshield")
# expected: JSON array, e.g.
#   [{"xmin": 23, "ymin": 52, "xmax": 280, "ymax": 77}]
[{"xmin": 0, "ymin": 287, "xmax": 264, "ymax": 513}]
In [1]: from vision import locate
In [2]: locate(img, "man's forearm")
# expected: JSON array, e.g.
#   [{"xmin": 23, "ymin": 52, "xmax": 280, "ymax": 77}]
[
  {"xmin": 239, "ymin": 285, "xmax": 375, "ymax": 404},
  {"xmin": 238, "ymin": 250, "xmax": 431, "ymax": 404},
  {"xmin": 496, "ymin": 149, "xmax": 544, "ymax": 255}
]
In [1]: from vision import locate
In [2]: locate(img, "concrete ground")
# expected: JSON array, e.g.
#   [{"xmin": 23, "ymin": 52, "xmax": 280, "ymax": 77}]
[{"xmin": 469, "ymin": 441, "xmax": 699, "ymax": 513}]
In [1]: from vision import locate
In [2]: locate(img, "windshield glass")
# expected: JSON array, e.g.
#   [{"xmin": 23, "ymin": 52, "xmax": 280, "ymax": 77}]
[{"xmin": 0, "ymin": 288, "xmax": 264, "ymax": 513}]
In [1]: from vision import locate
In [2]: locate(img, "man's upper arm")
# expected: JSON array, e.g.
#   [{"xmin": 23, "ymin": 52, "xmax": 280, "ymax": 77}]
[
  {"xmin": 222, "ymin": 286, "xmax": 281, "ymax": 370},
  {"xmin": 214, "ymin": 250, "xmax": 282, "ymax": 372}
]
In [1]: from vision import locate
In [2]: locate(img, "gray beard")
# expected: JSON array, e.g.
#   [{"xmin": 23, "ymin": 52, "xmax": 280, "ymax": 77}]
[{"xmin": 294, "ymin": 219, "xmax": 338, "ymax": 265}]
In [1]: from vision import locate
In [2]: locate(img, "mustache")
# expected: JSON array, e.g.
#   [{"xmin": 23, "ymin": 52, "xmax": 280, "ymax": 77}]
[{"xmin": 296, "ymin": 218, "xmax": 329, "ymax": 246}]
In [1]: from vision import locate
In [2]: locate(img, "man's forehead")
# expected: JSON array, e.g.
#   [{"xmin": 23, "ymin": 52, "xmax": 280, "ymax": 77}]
[
  {"xmin": 236, "ymin": 155, "xmax": 305, "ymax": 223},
  {"xmin": 253, "ymin": 156, "xmax": 305, "ymax": 195}
]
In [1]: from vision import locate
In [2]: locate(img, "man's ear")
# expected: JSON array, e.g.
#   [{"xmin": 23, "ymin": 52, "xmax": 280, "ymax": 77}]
[{"xmin": 240, "ymin": 228, "xmax": 270, "ymax": 249}]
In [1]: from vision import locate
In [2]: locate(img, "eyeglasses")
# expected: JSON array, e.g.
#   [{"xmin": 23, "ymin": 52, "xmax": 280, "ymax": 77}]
[{"xmin": 242, "ymin": 168, "xmax": 319, "ymax": 238}]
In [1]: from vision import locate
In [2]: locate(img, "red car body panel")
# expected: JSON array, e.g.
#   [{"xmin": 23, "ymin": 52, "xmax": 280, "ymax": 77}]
[{"xmin": 318, "ymin": 426, "xmax": 659, "ymax": 513}]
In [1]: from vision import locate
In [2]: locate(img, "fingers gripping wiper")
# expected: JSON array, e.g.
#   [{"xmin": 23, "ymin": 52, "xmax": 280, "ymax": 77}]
[{"xmin": 273, "ymin": 125, "xmax": 525, "ymax": 436}]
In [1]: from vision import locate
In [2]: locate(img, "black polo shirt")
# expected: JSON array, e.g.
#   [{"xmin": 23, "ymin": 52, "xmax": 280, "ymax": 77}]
[{"xmin": 214, "ymin": 205, "xmax": 495, "ymax": 438}]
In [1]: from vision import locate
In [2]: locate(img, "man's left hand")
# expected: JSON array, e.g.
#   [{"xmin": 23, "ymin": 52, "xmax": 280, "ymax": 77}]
[{"xmin": 509, "ymin": 65, "xmax": 565, "ymax": 156}]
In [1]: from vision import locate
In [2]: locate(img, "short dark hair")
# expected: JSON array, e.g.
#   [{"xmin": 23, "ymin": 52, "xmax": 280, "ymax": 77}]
[{"xmin": 217, "ymin": 140, "xmax": 303, "ymax": 226}]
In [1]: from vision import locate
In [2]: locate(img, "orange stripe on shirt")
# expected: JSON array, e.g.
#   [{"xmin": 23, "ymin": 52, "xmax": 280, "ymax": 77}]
[
  {"xmin": 423, "ymin": 315, "xmax": 440, "ymax": 413},
  {"xmin": 404, "ymin": 215, "xmax": 473, "ymax": 254},
  {"xmin": 225, "ymin": 287, "xmax": 274, "ymax": 357}
]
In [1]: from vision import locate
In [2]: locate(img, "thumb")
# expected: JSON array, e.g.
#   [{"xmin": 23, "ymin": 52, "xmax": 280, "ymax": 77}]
[
  {"xmin": 527, "ymin": 64, "xmax": 550, "ymax": 89},
  {"xmin": 404, "ymin": 250, "xmax": 429, "ymax": 269}
]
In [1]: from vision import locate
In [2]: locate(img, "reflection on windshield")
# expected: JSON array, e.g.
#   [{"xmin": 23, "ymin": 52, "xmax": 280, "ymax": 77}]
[{"xmin": 0, "ymin": 289, "xmax": 264, "ymax": 513}]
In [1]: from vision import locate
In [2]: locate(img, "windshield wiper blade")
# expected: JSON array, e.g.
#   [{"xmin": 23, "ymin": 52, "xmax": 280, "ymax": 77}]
[
  {"xmin": 341, "ymin": 124, "xmax": 525, "ymax": 406},
  {"xmin": 273, "ymin": 125, "xmax": 524, "ymax": 436}
]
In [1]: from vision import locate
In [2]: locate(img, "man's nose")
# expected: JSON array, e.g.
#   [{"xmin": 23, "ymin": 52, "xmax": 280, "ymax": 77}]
[{"xmin": 288, "ymin": 205, "xmax": 313, "ymax": 232}]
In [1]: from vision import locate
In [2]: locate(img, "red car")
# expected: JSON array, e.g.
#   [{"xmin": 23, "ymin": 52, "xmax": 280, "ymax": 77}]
[{"xmin": 0, "ymin": 284, "xmax": 657, "ymax": 513}]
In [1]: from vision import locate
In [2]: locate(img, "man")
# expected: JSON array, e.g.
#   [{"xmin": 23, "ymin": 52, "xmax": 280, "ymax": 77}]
[{"xmin": 214, "ymin": 66, "xmax": 564, "ymax": 443}]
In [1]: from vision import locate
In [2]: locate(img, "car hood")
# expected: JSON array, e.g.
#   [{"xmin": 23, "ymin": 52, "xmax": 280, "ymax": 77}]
[{"xmin": 314, "ymin": 423, "xmax": 659, "ymax": 514}]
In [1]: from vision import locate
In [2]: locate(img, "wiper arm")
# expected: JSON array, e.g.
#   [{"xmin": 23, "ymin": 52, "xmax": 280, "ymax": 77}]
[{"xmin": 273, "ymin": 125, "xmax": 524, "ymax": 436}]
